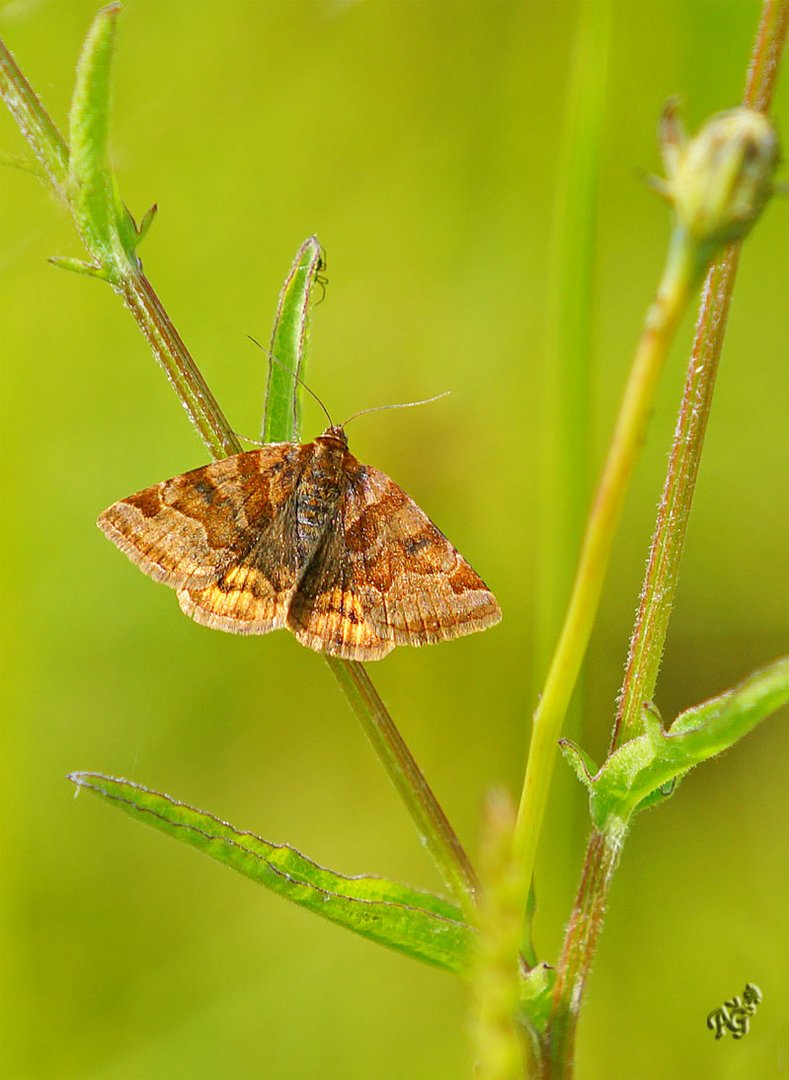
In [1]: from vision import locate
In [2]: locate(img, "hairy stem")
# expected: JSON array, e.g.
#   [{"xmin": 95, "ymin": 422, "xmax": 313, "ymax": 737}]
[
  {"xmin": 0, "ymin": 9, "xmax": 478, "ymax": 915},
  {"xmin": 327, "ymin": 658, "xmax": 478, "ymax": 914},
  {"xmin": 1, "ymin": 15, "xmax": 237, "ymax": 458},
  {"xmin": 118, "ymin": 274, "xmax": 241, "ymax": 459},
  {"xmin": 612, "ymin": 0, "xmax": 789, "ymax": 750},
  {"xmin": 551, "ymin": 2, "xmax": 789, "ymax": 1073},
  {"xmin": 263, "ymin": 248, "xmax": 478, "ymax": 914},
  {"xmin": 0, "ymin": 35, "xmax": 68, "ymax": 188},
  {"xmin": 513, "ymin": 232, "xmax": 698, "ymax": 908},
  {"xmin": 612, "ymin": 250, "xmax": 740, "ymax": 747},
  {"xmin": 543, "ymin": 828, "xmax": 621, "ymax": 1078}
]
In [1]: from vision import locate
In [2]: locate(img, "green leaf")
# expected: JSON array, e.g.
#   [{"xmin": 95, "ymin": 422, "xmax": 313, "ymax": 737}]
[
  {"xmin": 49, "ymin": 255, "xmax": 109, "ymax": 279},
  {"xmin": 69, "ymin": 772, "xmax": 474, "ymax": 974},
  {"xmin": 135, "ymin": 202, "xmax": 158, "ymax": 244},
  {"xmin": 68, "ymin": 3, "xmax": 138, "ymax": 275},
  {"xmin": 558, "ymin": 739, "xmax": 597, "ymax": 793},
  {"xmin": 262, "ymin": 235, "xmax": 325, "ymax": 443},
  {"xmin": 563, "ymin": 657, "xmax": 789, "ymax": 830}
]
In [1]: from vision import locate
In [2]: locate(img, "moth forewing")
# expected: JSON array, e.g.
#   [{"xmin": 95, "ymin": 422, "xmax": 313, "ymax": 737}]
[{"xmin": 98, "ymin": 427, "xmax": 501, "ymax": 660}]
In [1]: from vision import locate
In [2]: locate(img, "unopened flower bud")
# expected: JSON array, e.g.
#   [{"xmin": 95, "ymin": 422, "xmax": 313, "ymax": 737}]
[{"xmin": 658, "ymin": 101, "xmax": 778, "ymax": 256}]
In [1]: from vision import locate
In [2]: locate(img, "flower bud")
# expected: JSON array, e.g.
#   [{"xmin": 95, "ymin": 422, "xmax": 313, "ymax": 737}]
[{"xmin": 658, "ymin": 101, "xmax": 779, "ymax": 255}]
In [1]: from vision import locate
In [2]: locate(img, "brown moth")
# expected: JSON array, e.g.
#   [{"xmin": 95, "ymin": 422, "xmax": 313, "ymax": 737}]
[{"xmin": 98, "ymin": 425, "xmax": 501, "ymax": 661}]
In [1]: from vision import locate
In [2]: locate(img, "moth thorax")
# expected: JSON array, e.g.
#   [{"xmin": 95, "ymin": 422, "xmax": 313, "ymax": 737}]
[{"xmin": 294, "ymin": 439, "xmax": 345, "ymax": 549}]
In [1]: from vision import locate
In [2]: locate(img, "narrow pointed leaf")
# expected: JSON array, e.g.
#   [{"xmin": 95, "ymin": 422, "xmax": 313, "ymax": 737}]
[
  {"xmin": 69, "ymin": 772, "xmax": 474, "ymax": 973},
  {"xmin": 68, "ymin": 3, "xmax": 138, "ymax": 272},
  {"xmin": 136, "ymin": 202, "xmax": 158, "ymax": 243},
  {"xmin": 0, "ymin": 36, "xmax": 69, "ymax": 187},
  {"xmin": 558, "ymin": 739, "xmax": 597, "ymax": 792},
  {"xmin": 49, "ymin": 255, "xmax": 109, "ymax": 279},
  {"xmin": 262, "ymin": 235, "xmax": 325, "ymax": 443}
]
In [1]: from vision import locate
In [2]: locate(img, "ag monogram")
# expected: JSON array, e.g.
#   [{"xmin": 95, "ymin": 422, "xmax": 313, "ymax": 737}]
[{"xmin": 98, "ymin": 426, "xmax": 501, "ymax": 660}]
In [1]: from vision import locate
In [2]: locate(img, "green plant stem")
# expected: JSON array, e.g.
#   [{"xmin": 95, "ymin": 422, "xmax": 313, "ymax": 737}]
[
  {"xmin": 513, "ymin": 231, "xmax": 698, "ymax": 905},
  {"xmin": 0, "ymin": 35, "xmax": 68, "ymax": 188},
  {"xmin": 118, "ymin": 274, "xmax": 241, "ymax": 459},
  {"xmin": 262, "ymin": 244, "xmax": 477, "ymax": 914},
  {"xmin": 1, "ymin": 15, "xmax": 238, "ymax": 459},
  {"xmin": 542, "ymin": 827, "xmax": 620, "ymax": 1078},
  {"xmin": 550, "ymin": 3, "xmax": 789, "ymax": 1074},
  {"xmin": 125, "ymin": 263, "xmax": 477, "ymax": 912},
  {"xmin": 612, "ymin": 0, "xmax": 789, "ymax": 750},
  {"xmin": 746, "ymin": 0, "xmax": 789, "ymax": 112},
  {"xmin": 612, "ymin": 249, "xmax": 740, "ymax": 747},
  {"xmin": 327, "ymin": 658, "xmax": 478, "ymax": 914},
  {"xmin": 1, "ymin": 10, "xmax": 478, "ymax": 916}
]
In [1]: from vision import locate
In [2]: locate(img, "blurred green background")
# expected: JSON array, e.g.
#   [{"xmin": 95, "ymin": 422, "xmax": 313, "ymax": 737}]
[{"xmin": 1, "ymin": 2, "xmax": 787, "ymax": 1077}]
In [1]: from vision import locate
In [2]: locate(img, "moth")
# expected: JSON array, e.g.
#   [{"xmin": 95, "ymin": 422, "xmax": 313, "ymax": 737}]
[{"xmin": 98, "ymin": 425, "xmax": 501, "ymax": 661}]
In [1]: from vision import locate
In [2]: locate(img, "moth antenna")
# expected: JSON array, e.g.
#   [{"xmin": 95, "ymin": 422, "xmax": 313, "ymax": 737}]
[
  {"xmin": 341, "ymin": 391, "xmax": 451, "ymax": 429},
  {"xmin": 247, "ymin": 335, "xmax": 334, "ymax": 428}
]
